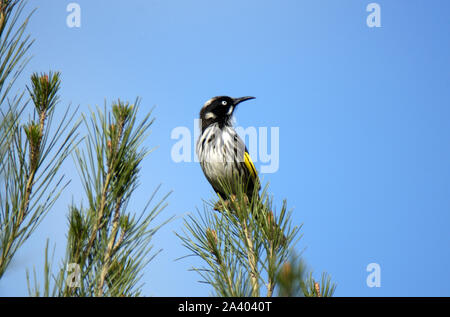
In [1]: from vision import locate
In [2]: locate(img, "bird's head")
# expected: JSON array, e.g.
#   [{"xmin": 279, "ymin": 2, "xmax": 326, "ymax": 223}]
[{"xmin": 199, "ymin": 96, "xmax": 255, "ymax": 131}]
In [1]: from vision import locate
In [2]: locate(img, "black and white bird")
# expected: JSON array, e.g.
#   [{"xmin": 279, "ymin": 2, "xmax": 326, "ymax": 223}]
[{"xmin": 196, "ymin": 96, "xmax": 260, "ymax": 200}]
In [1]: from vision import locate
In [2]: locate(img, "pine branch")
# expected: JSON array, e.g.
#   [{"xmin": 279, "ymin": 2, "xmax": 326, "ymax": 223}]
[
  {"xmin": 178, "ymin": 176, "xmax": 304, "ymax": 297},
  {"xmin": 179, "ymin": 174, "xmax": 337, "ymax": 297},
  {"xmin": 241, "ymin": 219, "xmax": 260, "ymax": 296},
  {"xmin": 34, "ymin": 99, "xmax": 173, "ymax": 297},
  {"xmin": 276, "ymin": 254, "xmax": 337, "ymax": 297},
  {"xmin": 0, "ymin": 70, "xmax": 80, "ymax": 278}
]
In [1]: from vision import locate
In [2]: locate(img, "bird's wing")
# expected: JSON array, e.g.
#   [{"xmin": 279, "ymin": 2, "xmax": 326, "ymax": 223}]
[
  {"xmin": 232, "ymin": 132, "xmax": 260, "ymax": 194},
  {"xmin": 244, "ymin": 149, "xmax": 258, "ymax": 182},
  {"xmin": 243, "ymin": 146, "xmax": 261, "ymax": 195}
]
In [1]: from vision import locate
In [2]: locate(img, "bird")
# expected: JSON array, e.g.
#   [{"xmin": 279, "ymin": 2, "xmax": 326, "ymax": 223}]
[
  {"xmin": 196, "ymin": 96, "xmax": 286, "ymax": 244},
  {"xmin": 196, "ymin": 96, "xmax": 260, "ymax": 203}
]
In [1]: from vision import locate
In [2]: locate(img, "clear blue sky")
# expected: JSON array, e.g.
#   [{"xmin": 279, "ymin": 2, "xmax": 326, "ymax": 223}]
[{"xmin": 1, "ymin": 0, "xmax": 450, "ymax": 296}]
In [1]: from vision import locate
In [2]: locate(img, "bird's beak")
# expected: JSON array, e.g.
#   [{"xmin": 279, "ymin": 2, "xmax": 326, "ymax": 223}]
[{"xmin": 233, "ymin": 96, "xmax": 255, "ymax": 106}]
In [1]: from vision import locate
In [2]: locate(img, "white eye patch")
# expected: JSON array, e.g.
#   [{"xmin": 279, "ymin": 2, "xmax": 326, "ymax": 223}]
[
  {"xmin": 222, "ymin": 100, "xmax": 227, "ymax": 106},
  {"xmin": 204, "ymin": 112, "xmax": 217, "ymax": 120}
]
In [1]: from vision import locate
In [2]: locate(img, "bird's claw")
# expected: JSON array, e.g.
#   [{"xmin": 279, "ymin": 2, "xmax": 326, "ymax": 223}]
[{"xmin": 213, "ymin": 194, "xmax": 250, "ymax": 212}]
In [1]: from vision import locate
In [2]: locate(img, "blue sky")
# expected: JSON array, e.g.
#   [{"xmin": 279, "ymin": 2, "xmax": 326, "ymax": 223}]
[{"xmin": 1, "ymin": 0, "xmax": 450, "ymax": 296}]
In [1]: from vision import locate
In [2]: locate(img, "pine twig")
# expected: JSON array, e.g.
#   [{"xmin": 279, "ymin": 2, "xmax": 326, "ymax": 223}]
[
  {"xmin": 315, "ymin": 282, "xmax": 321, "ymax": 297},
  {"xmin": 242, "ymin": 221, "xmax": 260, "ymax": 297}
]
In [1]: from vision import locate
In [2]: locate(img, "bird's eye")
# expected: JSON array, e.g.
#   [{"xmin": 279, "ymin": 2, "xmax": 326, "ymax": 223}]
[{"xmin": 221, "ymin": 100, "xmax": 227, "ymax": 106}]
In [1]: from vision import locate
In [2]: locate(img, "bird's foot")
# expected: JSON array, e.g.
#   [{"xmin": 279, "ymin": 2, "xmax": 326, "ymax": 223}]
[
  {"xmin": 214, "ymin": 194, "xmax": 244, "ymax": 212},
  {"xmin": 214, "ymin": 199, "xmax": 230, "ymax": 212}
]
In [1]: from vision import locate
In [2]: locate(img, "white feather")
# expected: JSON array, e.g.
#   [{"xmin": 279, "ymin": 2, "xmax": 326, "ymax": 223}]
[{"xmin": 204, "ymin": 112, "xmax": 217, "ymax": 120}]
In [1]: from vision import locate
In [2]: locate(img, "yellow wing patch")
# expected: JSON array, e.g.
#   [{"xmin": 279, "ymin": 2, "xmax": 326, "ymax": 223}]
[{"xmin": 244, "ymin": 151, "xmax": 258, "ymax": 180}]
